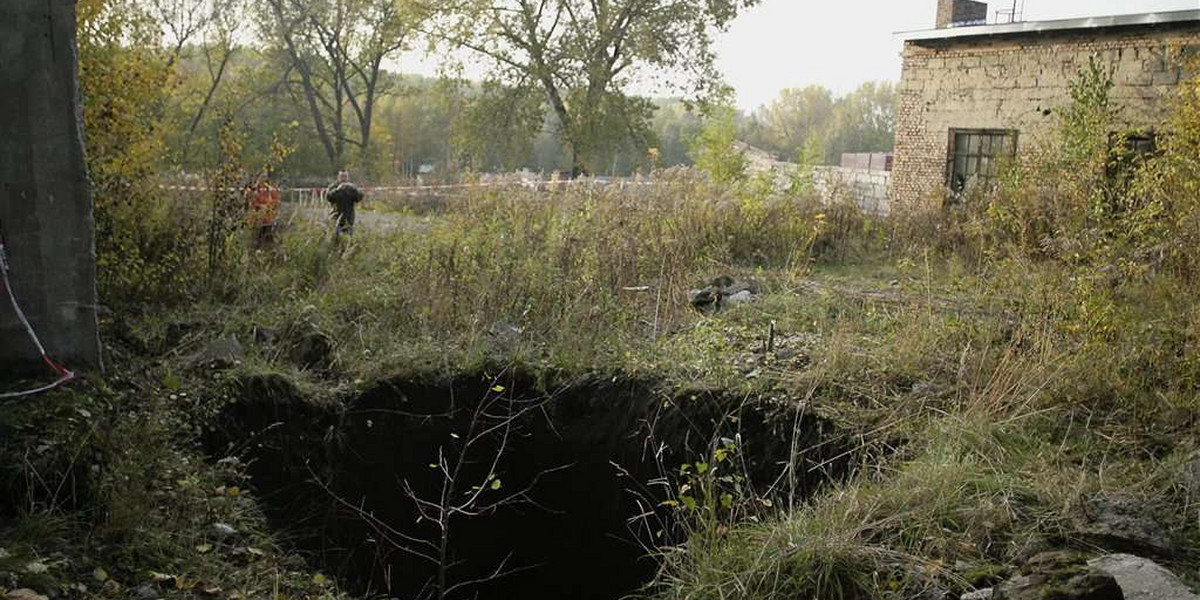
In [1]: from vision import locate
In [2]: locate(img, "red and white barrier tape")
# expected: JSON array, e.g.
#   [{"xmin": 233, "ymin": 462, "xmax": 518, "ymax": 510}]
[
  {"xmin": 158, "ymin": 179, "xmax": 657, "ymax": 194},
  {"xmin": 0, "ymin": 236, "xmax": 75, "ymax": 399}
]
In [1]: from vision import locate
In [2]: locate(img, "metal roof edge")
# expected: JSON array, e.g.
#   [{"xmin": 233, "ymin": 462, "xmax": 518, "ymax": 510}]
[{"xmin": 895, "ymin": 9, "xmax": 1200, "ymax": 43}]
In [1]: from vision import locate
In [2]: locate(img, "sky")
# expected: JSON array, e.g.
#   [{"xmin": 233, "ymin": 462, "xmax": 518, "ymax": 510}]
[
  {"xmin": 719, "ymin": 0, "xmax": 1200, "ymax": 111},
  {"xmin": 394, "ymin": 0, "xmax": 1199, "ymax": 112}
]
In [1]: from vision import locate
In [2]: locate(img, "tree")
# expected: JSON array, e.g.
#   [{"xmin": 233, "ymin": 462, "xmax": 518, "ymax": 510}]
[
  {"xmin": 825, "ymin": 81, "xmax": 895, "ymax": 163},
  {"xmin": 445, "ymin": 0, "xmax": 761, "ymax": 177},
  {"xmin": 452, "ymin": 80, "xmax": 545, "ymax": 171},
  {"xmin": 691, "ymin": 106, "xmax": 747, "ymax": 184},
  {"xmin": 147, "ymin": 0, "xmax": 246, "ymax": 163},
  {"xmin": 146, "ymin": 0, "xmax": 213, "ymax": 69},
  {"xmin": 753, "ymin": 85, "xmax": 834, "ymax": 161},
  {"xmin": 376, "ymin": 76, "xmax": 456, "ymax": 180},
  {"xmin": 259, "ymin": 0, "xmax": 426, "ymax": 177},
  {"xmin": 651, "ymin": 99, "xmax": 704, "ymax": 167}
]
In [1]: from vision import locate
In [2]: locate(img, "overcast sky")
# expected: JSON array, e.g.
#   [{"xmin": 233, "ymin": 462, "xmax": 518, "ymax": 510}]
[
  {"xmin": 395, "ymin": 1, "xmax": 1198, "ymax": 111},
  {"xmin": 720, "ymin": 0, "xmax": 1199, "ymax": 110}
]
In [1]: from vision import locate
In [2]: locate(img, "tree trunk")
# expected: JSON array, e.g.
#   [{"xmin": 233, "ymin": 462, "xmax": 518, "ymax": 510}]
[
  {"xmin": 0, "ymin": 0, "xmax": 103, "ymax": 372},
  {"xmin": 182, "ymin": 45, "xmax": 234, "ymax": 163},
  {"xmin": 269, "ymin": 0, "xmax": 338, "ymax": 169}
]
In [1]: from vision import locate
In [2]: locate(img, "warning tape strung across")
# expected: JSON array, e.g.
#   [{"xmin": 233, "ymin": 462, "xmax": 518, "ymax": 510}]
[
  {"xmin": 0, "ymin": 234, "xmax": 76, "ymax": 399},
  {"xmin": 157, "ymin": 179, "xmax": 658, "ymax": 194}
]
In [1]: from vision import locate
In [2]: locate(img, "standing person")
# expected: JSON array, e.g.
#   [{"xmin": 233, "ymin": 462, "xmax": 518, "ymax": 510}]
[
  {"xmin": 245, "ymin": 174, "xmax": 281, "ymax": 244},
  {"xmin": 326, "ymin": 169, "xmax": 363, "ymax": 235}
]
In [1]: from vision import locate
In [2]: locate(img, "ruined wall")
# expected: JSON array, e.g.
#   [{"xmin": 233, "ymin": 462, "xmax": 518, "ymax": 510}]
[
  {"xmin": 891, "ymin": 23, "xmax": 1200, "ymax": 210},
  {"xmin": 813, "ymin": 167, "xmax": 891, "ymax": 215},
  {"xmin": 0, "ymin": 0, "xmax": 102, "ymax": 371}
]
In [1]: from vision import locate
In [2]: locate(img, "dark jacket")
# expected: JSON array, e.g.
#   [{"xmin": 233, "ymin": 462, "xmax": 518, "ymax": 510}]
[{"xmin": 326, "ymin": 182, "xmax": 363, "ymax": 211}]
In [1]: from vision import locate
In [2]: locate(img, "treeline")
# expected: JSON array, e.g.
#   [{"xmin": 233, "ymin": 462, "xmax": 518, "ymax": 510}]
[
  {"xmin": 87, "ymin": 0, "xmax": 895, "ymax": 185},
  {"xmin": 741, "ymin": 82, "xmax": 896, "ymax": 166}
]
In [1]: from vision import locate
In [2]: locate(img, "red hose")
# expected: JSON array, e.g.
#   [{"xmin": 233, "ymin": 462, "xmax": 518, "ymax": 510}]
[{"xmin": 0, "ymin": 233, "xmax": 76, "ymax": 398}]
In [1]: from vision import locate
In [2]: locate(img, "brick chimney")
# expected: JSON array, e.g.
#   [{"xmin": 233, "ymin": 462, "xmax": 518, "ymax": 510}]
[{"xmin": 936, "ymin": 0, "xmax": 988, "ymax": 28}]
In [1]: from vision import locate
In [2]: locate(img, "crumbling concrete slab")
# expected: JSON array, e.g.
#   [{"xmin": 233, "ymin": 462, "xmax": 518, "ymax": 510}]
[{"xmin": 0, "ymin": 0, "xmax": 102, "ymax": 372}]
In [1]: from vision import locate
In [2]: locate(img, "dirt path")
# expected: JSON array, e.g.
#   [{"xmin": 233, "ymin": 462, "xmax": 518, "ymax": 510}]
[{"xmin": 281, "ymin": 201, "xmax": 431, "ymax": 234}]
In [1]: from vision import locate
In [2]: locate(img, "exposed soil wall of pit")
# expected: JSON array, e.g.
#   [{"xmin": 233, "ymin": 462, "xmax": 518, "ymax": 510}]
[{"xmin": 205, "ymin": 372, "xmax": 848, "ymax": 600}]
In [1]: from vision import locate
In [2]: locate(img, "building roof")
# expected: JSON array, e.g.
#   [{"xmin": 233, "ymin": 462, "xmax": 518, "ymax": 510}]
[{"xmin": 897, "ymin": 9, "xmax": 1200, "ymax": 43}]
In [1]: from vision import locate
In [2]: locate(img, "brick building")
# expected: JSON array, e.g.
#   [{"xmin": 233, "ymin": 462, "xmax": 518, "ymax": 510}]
[{"xmin": 890, "ymin": 1, "xmax": 1200, "ymax": 209}]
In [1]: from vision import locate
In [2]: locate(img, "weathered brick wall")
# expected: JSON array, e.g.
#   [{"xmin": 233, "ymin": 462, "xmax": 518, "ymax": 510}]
[{"xmin": 891, "ymin": 23, "xmax": 1200, "ymax": 210}]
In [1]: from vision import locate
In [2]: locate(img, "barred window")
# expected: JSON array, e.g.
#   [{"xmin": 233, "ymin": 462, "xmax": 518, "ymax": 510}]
[
  {"xmin": 1107, "ymin": 130, "xmax": 1157, "ymax": 189},
  {"xmin": 947, "ymin": 129, "xmax": 1017, "ymax": 193},
  {"xmin": 1124, "ymin": 132, "xmax": 1157, "ymax": 157}
]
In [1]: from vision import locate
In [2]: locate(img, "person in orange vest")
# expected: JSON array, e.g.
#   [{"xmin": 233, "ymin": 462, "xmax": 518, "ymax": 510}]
[{"xmin": 245, "ymin": 174, "xmax": 281, "ymax": 244}]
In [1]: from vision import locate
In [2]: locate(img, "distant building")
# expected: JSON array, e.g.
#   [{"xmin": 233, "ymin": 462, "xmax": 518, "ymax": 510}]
[{"xmin": 891, "ymin": 0, "xmax": 1200, "ymax": 208}]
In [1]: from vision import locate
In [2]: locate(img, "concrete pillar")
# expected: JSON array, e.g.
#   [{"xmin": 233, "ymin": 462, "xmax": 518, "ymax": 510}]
[{"xmin": 0, "ymin": 0, "xmax": 103, "ymax": 373}]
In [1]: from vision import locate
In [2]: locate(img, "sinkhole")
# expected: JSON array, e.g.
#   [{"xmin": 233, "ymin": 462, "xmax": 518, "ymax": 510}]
[{"xmin": 205, "ymin": 372, "xmax": 847, "ymax": 600}]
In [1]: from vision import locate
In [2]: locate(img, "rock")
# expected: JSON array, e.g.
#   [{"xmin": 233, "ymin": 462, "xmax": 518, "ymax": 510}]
[
  {"xmin": 994, "ymin": 551, "xmax": 1123, "ymax": 600},
  {"xmin": 291, "ymin": 330, "xmax": 334, "ymax": 370},
  {"xmin": 5, "ymin": 590, "xmax": 48, "ymax": 600},
  {"xmin": 725, "ymin": 290, "xmax": 754, "ymax": 306},
  {"xmin": 1089, "ymin": 554, "xmax": 1200, "ymax": 600},
  {"xmin": 956, "ymin": 561, "xmax": 1010, "ymax": 588},
  {"xmin": 133, "ymin": 584, "xmax": 159, "ymax": 600},
  {"xmin": 708, "ymin": 274, "xmax": 735, "ymax": 289},
  {"xmin": 1180, "ymin": 456, "xmax": 1200, "ymax": 497},
  {"xmin": 962, "ymin": 589, "xmax": 994, "ymax": 600},
  {"xmin": 724, "ymin": 279, "xmax": 764, "ymax": 296},
  {"xmin": 1072, "ymin": 495, "xmax": 1175, "ymax": 557},
  {"xmin": 487, "ymin": 322, "xmax": 523, "ymax": 345},
  {"xmin": 253, "ymin": 326, "xmax": 278, "ymax": 346},
  {"xmin": 212, "ymin": 522, "xmax": 238, "ymax": 537},
  {"xmin": 689, "ymin": 287, "xmax": 722, "ymax": 312},
  {"xmin": 996, "ymin": 572, "xmax": 1122, "ymax": 600},
  {"xmin": 689, "ymin": 276, "xmax": 764, "ymax": 313},
  {"xmin": 193, "ymin": 334, "xmax": 244, "ymax": 369}
]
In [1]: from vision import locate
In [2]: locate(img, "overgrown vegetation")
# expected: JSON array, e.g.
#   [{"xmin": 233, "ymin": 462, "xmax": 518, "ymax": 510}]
[
  {"xmin": 655, "ymin": 55, "xmax": 1200, "ymax": 600},
  {"xmin": 4, "ymin": 6, "xmax": 1200, "ymax": 597}
]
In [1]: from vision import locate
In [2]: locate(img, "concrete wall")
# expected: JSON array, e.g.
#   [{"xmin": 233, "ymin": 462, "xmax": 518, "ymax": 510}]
[
  {"xmin": 813, "ymin": 167, "xmax": 891, "ymax": 215},
  {"xmin": 891, "ymin": 22, "xmax": 1200, "ymax": 210},
  {"xmin": 0, "ymin": 0, "xmax": 102, "ymax": 371},
  {"xmin": 840, "ymin": 153, "xmax": 894, "ymax": 171}
]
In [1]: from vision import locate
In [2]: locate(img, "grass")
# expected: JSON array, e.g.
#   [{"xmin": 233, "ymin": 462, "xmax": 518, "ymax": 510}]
[
  {"xmin": 0, "ymin": 358, "xmax": 348, "ymax": 599},
  {"xmin": 655, "ymin": 312, "xmax": 1200, "ymax": 599},
  {"xmin": 6, "ymin": 144, "xmax": 1200, "ymax": 599},
  {"xmin": 6, "ymin": 41, "xmax": 1194, "ymax": 600},
  {"xmin": 129, "ymin": 172, "xmax": 848, "ymax": 384}
]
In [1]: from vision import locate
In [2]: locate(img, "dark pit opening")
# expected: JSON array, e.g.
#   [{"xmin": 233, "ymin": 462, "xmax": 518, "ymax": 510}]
[{"xmin": 206, "ymin": 373, "xmax": 847, "ymax": 600}]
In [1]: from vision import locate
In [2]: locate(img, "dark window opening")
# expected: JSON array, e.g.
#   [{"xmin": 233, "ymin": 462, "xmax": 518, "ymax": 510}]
[
  {"xmin": 1108, "ymin": 131, "xmax": 1157, "ymax": 171},
  {"xmin": 947, "ymin": 129, "xmax": 1018, "ymax": 194},
  {"xmin": 1125, "ymin": 132, "xmax": 1157, "ymax": 156},
  {"xmin": 1106, "ymin": 130, "xmax": 1158, "ymax": 200}
]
